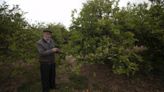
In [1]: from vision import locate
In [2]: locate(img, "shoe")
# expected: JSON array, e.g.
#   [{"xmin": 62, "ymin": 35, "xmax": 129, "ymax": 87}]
[
  {"xmin": 50, "ymin": 85, "xmax": 59, "ymax": 90},
  {"xmin": 50, "ymin": 87, "xmax": 55, "ymax": 90},
  {"xmin": 43, "ymin": 89, "xmax": 50, "ymax": 92}
]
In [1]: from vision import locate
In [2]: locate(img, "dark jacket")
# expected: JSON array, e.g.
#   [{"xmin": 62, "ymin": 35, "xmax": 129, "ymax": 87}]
[{"xmin": 36, "ymin": 38, "xmax": 55, "ymax": 63}]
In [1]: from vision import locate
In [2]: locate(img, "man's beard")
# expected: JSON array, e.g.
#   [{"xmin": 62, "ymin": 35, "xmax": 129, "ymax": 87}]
[{"xmin": 44, "ymin": 37, "xmax": 51, "ymax": 43}]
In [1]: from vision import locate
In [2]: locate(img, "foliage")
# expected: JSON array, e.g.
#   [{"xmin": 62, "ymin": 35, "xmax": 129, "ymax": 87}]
[
  {"xmin": 0, "ymin": 2, "xmax": 41, "ymax": 61},
  {"xmin": 70, "ymin": 0, "xmax": 164, "ymax": 76}
]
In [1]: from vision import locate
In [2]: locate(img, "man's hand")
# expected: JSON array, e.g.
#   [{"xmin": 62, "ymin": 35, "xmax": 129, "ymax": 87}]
[{"xmin": 52, "ymin": 48, "xmax": 60, "ymax": 53}]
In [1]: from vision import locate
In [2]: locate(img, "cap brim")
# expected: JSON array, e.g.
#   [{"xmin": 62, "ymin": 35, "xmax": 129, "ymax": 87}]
[{"xmin": 43, "ymin": 31, "xmax": 52, "ymax": 33}]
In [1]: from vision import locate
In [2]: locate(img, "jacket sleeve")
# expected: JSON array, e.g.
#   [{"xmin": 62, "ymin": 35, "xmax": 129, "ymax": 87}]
[{"xmin": 37, "ymin": 42, "xmax": 54, "ymax": 56}]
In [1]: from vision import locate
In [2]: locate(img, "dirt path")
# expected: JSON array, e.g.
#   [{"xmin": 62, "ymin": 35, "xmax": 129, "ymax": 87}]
[{"xmin": 80, "ymin": 64, "xmax": 164, "ymax": 92}]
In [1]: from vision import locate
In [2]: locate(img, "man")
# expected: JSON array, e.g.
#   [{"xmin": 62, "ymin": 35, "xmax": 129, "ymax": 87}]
[{"xmin": 36, "ymin": 29, "xmax": 60, "ymax": 92}]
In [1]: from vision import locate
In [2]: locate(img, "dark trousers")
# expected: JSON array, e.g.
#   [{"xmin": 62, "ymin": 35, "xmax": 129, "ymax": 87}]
[{"xmin": 40, "ymin": 63, "xmax": 56, "ymax": 92}]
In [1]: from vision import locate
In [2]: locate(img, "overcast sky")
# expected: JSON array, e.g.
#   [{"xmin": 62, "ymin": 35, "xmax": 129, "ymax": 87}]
[{"xmin": 1, "ymin": 0, "xmax": 148, "ymax": 28}]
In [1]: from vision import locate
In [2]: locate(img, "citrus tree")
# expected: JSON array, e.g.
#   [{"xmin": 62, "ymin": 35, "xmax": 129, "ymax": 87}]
[{"xmin": 70, "ymin": 0, "xmax": 143, "ymax": 76}]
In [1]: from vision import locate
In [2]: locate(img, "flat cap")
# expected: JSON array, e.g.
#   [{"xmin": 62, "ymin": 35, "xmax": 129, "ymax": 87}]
[{"xmin": 43, "ymin": 29, "xmax": 52, "ymax": 33}]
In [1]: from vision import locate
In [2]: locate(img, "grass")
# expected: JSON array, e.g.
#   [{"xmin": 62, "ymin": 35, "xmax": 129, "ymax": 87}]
[{"xmin": 1, "ymin": 58, "xmax": 164, "ymax": 92}]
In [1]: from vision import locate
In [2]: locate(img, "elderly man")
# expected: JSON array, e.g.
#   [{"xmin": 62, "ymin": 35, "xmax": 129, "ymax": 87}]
[{"xmin": 36, "ymin": 29, "xmax": 60, "ymax": 92}]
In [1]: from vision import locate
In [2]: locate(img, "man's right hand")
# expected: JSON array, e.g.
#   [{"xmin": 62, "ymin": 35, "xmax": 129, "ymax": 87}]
[{"xmin": 52, "ymin": 48, "xmax": 60, "ymax": 53}]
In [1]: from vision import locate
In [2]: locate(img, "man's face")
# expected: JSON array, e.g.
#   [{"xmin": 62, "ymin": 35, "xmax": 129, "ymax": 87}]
[{"xmin": 43, "ymin": 32, "xmax": 52, "ymax": 40}]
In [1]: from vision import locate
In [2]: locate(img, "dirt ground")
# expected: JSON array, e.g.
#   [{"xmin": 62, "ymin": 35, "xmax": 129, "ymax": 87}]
[
  {"xmin": 1, "ymin": 59, "xmax": 164, "ymax": 92},
  {"xmin": 79, "ymin": 64, "xmax": 164, "ymax": 92}
]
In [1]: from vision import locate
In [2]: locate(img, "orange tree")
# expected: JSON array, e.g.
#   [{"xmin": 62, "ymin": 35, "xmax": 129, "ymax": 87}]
[
  {"xmin": 70, "ymin": 0, "xmax": 164, "ymax": 76},
  {"xmin": 0, "ymin": 2, "xmax": 40, "ymax": 61},
  {"xmin": 69, "ymin": 0, "xmax": 143, "ymax": 76}
]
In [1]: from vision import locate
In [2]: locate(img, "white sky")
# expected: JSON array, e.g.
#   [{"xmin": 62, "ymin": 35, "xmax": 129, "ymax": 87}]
[{"xmin": 1, "ymin": 0, "xmax": 148, "ymax": 28}]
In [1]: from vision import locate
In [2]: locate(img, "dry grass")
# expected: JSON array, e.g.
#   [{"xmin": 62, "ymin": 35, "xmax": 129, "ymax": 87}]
[
  {"xmin": 80, "ymin": 64, "xmax": 164, "ymax": 92},
  {"xmin": 1, "ymin": 58, "xmax": 164, "ymax": 92}
]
